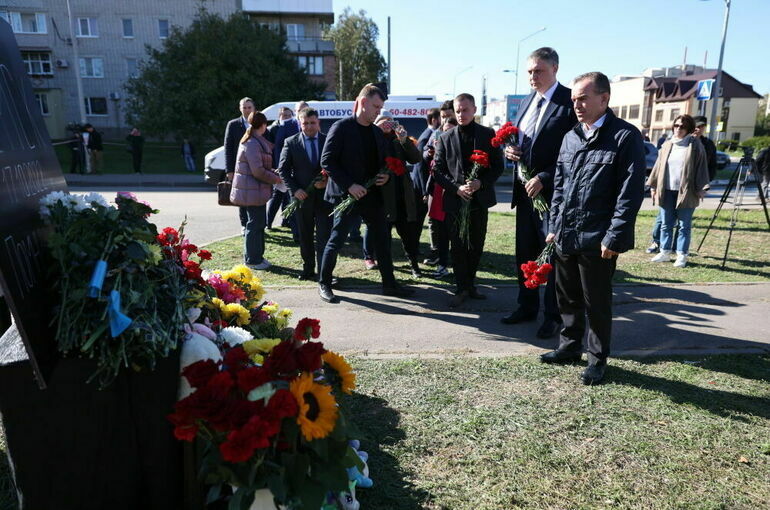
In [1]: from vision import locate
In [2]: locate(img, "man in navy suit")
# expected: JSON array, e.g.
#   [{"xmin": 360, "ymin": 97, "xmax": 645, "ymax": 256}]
[
  {"xmin": 278, "ymin": 107, "xmax": 331, "ymax": 281},
  {"xmin": 224, "ymin": 97, "xmax": 255, "ymax": 231},
  {"xmin": 500, "ymin": 47, "xmax": 577, "ymax": 339},
  {"xmin": 267, "ymin": 102, "xmax": 307, "ymax": 233},
  {"xmin": 318, "ymin": 84, "xmax": 414, "ymax": 303}
]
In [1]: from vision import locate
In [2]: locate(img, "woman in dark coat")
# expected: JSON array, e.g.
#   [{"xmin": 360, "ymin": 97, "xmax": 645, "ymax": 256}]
[{"xmin": 126, "ymin": 127, "xmax": 145, "ymax": 173}]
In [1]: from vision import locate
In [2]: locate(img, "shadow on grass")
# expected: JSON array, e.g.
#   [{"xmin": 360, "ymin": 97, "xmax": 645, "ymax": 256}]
[
  {"xmin": 341, "ymin": 393, "xmax": 430, "ymax": 510},
  {"xmin": 0, "ymin": 451, "xmax": 17, "ymax": 510}
]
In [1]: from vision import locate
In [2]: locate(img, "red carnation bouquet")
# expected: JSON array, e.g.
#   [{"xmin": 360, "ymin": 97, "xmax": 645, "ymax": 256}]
[
  {"xmin": 456, "ymin": 150, "xmax": 490, "ymax": 246},
  {"xmin": 491, "ymin": 121, "xmax": 519, "ymax": 148},
  {"xmin": 520, "ymin": 243, "xmax": 555, "ymax": 289},
  {"xmin": 282, "ymin": 169, "xmax": 330, "ymax": 220},
  {"xmin": 331, "ymin": 156, "xmax": 406, "ymax": 218}
]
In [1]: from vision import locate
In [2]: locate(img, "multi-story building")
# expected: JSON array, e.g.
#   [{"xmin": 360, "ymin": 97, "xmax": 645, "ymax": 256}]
[
  {"xmin": 610, "ymin": 65, "xmax": 762, "ymax": 143},
  {"xmin": 4, "ymin": 0, "xmax": 336, "ymax": 139}
]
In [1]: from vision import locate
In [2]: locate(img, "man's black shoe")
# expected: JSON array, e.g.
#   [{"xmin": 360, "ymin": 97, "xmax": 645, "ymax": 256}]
[
  {"xmin": 581, "ymin": 364, "xmax": 606, "ymax": 385},
  {"xmin": 298, "ymin": 272, "xmax": 315, "ymax": 281},
  {"xmin": 536, "ymin": 319, "xmax": 562, "ymax": 339},
  {"xmin": 318, "ymin": 283, "xmax": 338, "ymax": 303},
  {"xmin": 469, "ymin": 288, "xmax": 487, "ymax": 300},
  {"xmin": 500, "ymin": 309, "xmax": 537, "ymax": 324},
  {"xmin": 331, "ymin": 277, "xmax": 339, "ymax": 287},
  {"xmin": 423, "ymin": 256, "xmax": 439, "ymax": 266},
  {"xmin": 382, "ymin": 285, "xmax": 415, "ymax": 297},
  {"xmin": 411, "ymin": 267, "xmax": 422, "ymax": 278},
  {"xmin": 449, "ymin": 290, "xmax": 469, "ymax": 308},
  {"xmin": 539, "ymin": 349, "xmax": 582, "ymax": 364}
]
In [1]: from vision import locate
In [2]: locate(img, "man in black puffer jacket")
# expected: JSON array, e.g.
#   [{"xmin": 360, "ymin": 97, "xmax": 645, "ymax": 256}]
[{"xmin": 542, "ymin": 72, "xmax": 646, "ymax": 385}]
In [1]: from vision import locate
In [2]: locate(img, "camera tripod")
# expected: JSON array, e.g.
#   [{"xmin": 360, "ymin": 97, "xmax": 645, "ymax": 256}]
[{"xmin": 696, "ymin": 153, "xmax": 770, "ymax": 269}]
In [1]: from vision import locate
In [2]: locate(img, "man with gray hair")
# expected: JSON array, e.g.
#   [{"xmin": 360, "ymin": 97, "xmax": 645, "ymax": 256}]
[
  {"xmin": 542, "ymin": 71, "xmax": 645, "ymax": 385},
  {"xmin": 225, "ymin": 97, "xmax": 256, "ymax": 231}
]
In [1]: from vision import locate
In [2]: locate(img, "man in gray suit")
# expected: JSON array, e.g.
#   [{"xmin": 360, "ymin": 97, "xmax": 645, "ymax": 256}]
[
  {"xmin": 278, "ymin": 107, "xmax": 331, "ymax": 280},
  {"xmin": 225, "ymin": 97, "xmax": 255, "ymax": 230}
]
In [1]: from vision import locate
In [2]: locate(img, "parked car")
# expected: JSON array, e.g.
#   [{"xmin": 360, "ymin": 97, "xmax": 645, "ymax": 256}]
[
  {"xmin": 716, "ymin": 151, "xmax": 730, "ymax": 169},
  {"xmin": 204, "ymin": 147, "xmax": 226, "ymax": 184}
]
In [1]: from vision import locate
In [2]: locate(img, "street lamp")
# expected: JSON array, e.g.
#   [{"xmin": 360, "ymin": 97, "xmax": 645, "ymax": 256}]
[
  {"xmin": 452, "ymin": 65, "xmax": 473, "ymax": 97},
  {"xmin": 512, "ymin": 27, "xmax": 546, "ymax": 95},
  {"xmin": 701, "ymin": 0, "xmax": 731, "ymax": 142}
]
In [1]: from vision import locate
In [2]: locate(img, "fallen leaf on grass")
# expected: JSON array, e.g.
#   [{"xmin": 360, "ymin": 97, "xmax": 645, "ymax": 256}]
[
  {"xmin": 656, "ymin": 421, "xmax": 667, "ymax": 426},
  {"xmin": 584, "ymin": 437, "xmax": 596, "ymax": 443},
  {"xmin": 738, "ymin": 456, "xmax": 750, "ymax": 464}
]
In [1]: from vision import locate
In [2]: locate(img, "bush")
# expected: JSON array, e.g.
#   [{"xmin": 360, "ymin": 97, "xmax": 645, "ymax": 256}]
[
  {"xmin": 717, "ymin": 140, "xmax": 738, "ymax": 152},
  {"xmin": 741, "ymin": 136, "xmax": 770, "ymax": 152}
]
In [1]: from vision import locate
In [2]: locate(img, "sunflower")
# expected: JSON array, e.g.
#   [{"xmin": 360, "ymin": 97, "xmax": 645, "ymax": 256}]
[
  {"xmin": 243, "ymin": 338, "xmax": 281, "ymax": 363},
  {"xmin": 289, "ymin": 373, "xmax": 338, "ymax": 441},
  {"xmin": 322, "ymin": 351, "xmax": 356, "ymax": 394}
]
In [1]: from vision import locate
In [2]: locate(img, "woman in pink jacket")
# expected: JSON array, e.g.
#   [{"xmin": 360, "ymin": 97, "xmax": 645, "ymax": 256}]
[{"xmin": 230, "ymin": 111, "xmax": 283, "ymax": 269}]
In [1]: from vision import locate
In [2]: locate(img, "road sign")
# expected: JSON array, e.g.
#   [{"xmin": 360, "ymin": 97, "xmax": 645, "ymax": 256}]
[{"xmin": 696, "ymin": 79, "xmax": 716, "ymax": 101}]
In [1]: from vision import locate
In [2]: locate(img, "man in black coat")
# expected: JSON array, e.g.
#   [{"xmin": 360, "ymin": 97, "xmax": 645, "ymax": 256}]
[
  {"xmin": 693, "ymin": 116, "xmax": 718, "ymax": 181},
  {"xmin": 318, "ymin": 84, "xmax": 414, "ymax": 303},
  {"xmin": 433, "ymin": 93, "xmax": 503, "ymax": 307},
  {"xmin": 543, "ymin": 72, "xmax": 646, "ymax": 385},
  {"xmin": 501, "ymin": 47, "xmax": 577, "ymax": 339},
  {"xmin": 278, "ymin": 107, "xmax": 331, "ymax": 281},
  {"xmin": 224, "ymin": 97, "xmax": 255, "ymax": 230}
]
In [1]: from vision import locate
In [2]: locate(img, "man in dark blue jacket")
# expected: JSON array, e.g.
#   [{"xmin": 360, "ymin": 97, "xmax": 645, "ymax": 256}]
[
  {"xmin": 318, "ymin": 84, "xmax": 414, "ymax": 303},
  {"xmin": 224, "ymin": 97, "xmax": 255, "ymax": 230},
  {"xmin": 543, "ymin": 72, "xmax": 645, "ymax": 385}
]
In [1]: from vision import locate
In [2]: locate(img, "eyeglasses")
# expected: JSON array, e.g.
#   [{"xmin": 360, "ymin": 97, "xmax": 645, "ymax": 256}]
[{"xmin": 673, "ymin": 124, "xmax": 685, "ymax": 128}]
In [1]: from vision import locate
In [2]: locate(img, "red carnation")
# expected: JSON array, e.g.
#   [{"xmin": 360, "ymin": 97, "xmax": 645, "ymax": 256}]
[
  {"xmin": 237, "ymin": 366, "xmax": 271, "ymax": 393},
  {"xmin": 156, "ymin": 227, "xmax": 180, "ymax": 246},
  {"xmin": 182, "ymin": 359, "xmax": 220, "ymax": 389},
  {"xmin": 294, "ymin": 317, "xmax": 321, "ymax": 341},
  {"xmin": 385, "ymin": 156, "xmax": 407, "ymax": 176},
  {"xmin": 296, "ymin": 341, "xmax": 326, "ymax": 372},
  {"xmin": 219, "ymin": 427, "xmax": 259, "ymax": 463},
  {"xmin": 183, "ymin": 260, "xmax": 203, "ymax": 282},
  {"xmin": 264, "ymin": 341, "xmax": 299, "ymax": 376},
  {"xmin": 223, "ymin": 345, "xmax": 250, "ymax": 372},
  {"xmin": 470, "ymin": 149, "xmax": 490, "ymax": 168},
  {"xmin": 198, "ymin": 249, "xmax": 212, "ymax": 261},
  {"xmin": 266, "ymin": 389, "xmax": 299, "ymax": 419}
]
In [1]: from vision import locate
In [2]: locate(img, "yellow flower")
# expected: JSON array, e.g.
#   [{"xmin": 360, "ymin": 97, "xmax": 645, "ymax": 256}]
[
  {"xmin": 250, "ymin": 280, "xmax": 265, "ymax": 302},
  {"xmin": 278, "ymin": 308, "xmax": 293, "ymax": 319},
  {"xmin": 243, "ymin": 338, "xmax": 281, "ymax": 356},
  {"xmin": 289, "ymin": 373, "xmax": 338, "ymax": 441},
  {"xmin": 262, "ymin": 303, "xmax": 278, "ymax": 315},
  {"xmin": 210, "ymin": 297, "xmax": 226, "ymax": 310},
  {"xmin": 223, "ymin": 303, "xmax": 250, "ymax": 326},
  {"xmin": 232, "ymin": 264, "xmax": 253, "ymax": 282},
  {"xmin": 322, "ymin": 351, "xmax": 356, "ymax": 395}
]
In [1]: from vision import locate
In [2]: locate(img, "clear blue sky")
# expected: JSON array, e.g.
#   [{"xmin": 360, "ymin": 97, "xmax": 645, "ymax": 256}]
[{"xmin": 333, "ymin": 0, "xmax": 766, "ymax": 102}]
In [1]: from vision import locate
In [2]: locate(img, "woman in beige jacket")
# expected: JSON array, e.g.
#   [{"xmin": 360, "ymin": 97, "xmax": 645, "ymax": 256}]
[
  {"xmin": 646, "ymin": 114, "xmax": 710, "ymax": 267},
  {"xmin": 230, "ymin": 111, "xmax": 282, "ymax": 269}
]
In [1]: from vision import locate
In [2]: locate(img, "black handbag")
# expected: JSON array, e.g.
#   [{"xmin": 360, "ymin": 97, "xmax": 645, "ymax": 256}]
[{"xmin": 217, "ymin": 181, "xmax": 234, "ymax": 206}]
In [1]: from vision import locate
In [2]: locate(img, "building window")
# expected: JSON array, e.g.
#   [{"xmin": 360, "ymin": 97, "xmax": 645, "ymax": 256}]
[
  {"xmin": 297, "ymin": 55, "xmax": 323, "ymax": 76},
  {"xmin": 286, "ymin": 23, "xmax": 305, "ymax": 40},
  {"xmin": 670, "ymin": 108, "xmax": 680, "ymax": 121},
  {"xmin": 122, "ymin": 18, "xmax": 133, "ymax": 38},
  {"xmin": 77, "ymin": 17, "xmax": 98, "ymax": 37},
  {"xmin": 620, "ymin": 106, "xmax": 627, "ymax": 119},
  {"xmin": 158, "ymin": 19, "xmax": 169, "ymax": 39},
  {"xmin": 2, "ymin": 12, "xmax": 47, "ymax": 34},
  {"xmin": 84, "ymin": 97, "xmax": 108, "ymax": 116},
  {"xmin": 732, "ymin": 132, "xmax": 740, "ymax": 141},
  {"xmin": 34, "ymin": 93, "xmax": 50, "ymax": 115},
  {"xmin": 79, "ymin": 57, "xmax": 104, "ymax": 78},
  {"xmin": 21, "ymin": 51, "xmax": 53, "ymax": 75},
  {"xmin": 126, "ymin": 58, "xmax": 138, "ymax": 78},
  {"xmin": 655, "ymin": 110, "xmax": 664, "ymax": 122},
  {"xmin": 628, "ymin": 105, "xmax": 640, "ymax": 119}
]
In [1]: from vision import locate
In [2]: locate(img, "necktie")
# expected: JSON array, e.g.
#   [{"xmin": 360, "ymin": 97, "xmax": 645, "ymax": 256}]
[
  {"xmin": 309, "ymin": 137, "xmax": 318, "ymax": 166},
  {"xmin": 521, "ymin": 97, "xmax": 545, "ymax": 160}
]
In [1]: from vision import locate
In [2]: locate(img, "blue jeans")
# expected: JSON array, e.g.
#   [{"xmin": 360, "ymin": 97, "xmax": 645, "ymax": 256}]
[
  {"xmin": 183, "ymin": 154, "xmax": 195, "ymax": 172},
  {"xmin": 362, "ymin": 224, "xmax": 374, "ymax": 260},
  {"xmin": 244, "ymin": 205, "xmax": 267, "ymax": 265},
  {"xmin": 660, "ymin": 190, "xmax": 694, "ymax": 254}
]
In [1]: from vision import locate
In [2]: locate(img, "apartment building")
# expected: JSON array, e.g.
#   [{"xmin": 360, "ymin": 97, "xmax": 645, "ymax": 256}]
[{"xmin": 4, "ymin": 0, "xmax": 336, "ymax": 139}]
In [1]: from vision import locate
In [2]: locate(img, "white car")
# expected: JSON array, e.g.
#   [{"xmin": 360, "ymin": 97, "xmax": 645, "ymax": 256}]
[{"xmin": 204, "ymin": 146, "xmax": 226, "ymax": 184}]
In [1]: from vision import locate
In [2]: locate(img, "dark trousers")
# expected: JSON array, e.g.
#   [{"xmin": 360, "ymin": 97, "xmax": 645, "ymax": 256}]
[
  {"xmin": 363, "ymin": 218, "xmax": 420, "ymax": 267},
  {"xmin": 132, "ymin": 150, "xmax": 143, "ymax": 173},
  {"xmin": 446, "ymin": 203, "xmax": 488, "ymax": 292},
  {"xmin": 515, "ymin": 200, "xmax": 560, "ymax": 320},
  {"xmin": 244, "ymin": 205, "xmax": 267, "ymax": 265},
  {"xmin": 239, "ymin": 207, "xmax": 248, "ymax": 228},
  {"xmin": 427, "ymin": 217, "xmax": 450, "ymax": 266},
  {"xmin": 320, "ymin": 203, "xmax": 395, "ymax": 287},
  {"xmin": 266, "ymin": 188, "xmax": 290, "ymax": 227},
  {"xmin": 296, "ymin": 194, "xmax": 332, "ymax": 274},
  {"xmin": 554, "ymin": 248, "xmax": 616, "ymax": 366}
]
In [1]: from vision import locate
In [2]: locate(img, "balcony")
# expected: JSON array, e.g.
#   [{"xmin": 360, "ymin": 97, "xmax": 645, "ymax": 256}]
[
  {"xmin": 243, "ymin": 0, "xmax": 334, "ymax": 21},
  {"xmin": 285, "ymin": 36, "xmax": 335, "ymax": 54}
]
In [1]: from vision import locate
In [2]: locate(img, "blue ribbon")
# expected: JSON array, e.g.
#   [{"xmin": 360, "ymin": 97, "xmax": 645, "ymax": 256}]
[
  {"xmin": 107, "ymin": 290, "xmax": 132, "ymax": 337},
  {"xmin": 88, "ymin": 260, "xmax": 108, "ymax": 298}
]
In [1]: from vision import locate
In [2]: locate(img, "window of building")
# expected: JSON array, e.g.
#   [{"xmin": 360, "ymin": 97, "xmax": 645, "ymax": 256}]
[
  {"xmin": 21, "ymin": 51, "xmax": 53, "ymax": 75},
  {"xmin": 77, "ymin": 17, "xmax": 98, "ymax": 37},
  {"xmin": 34, "ymin": 93, "xmax": 49, "ymax": 115},
  {"xmin": 628, "ymin": 105, "xmax": 640, "ymax": 119},
  {"xmin": 620, "ymin": 106, "xmax": 627, "ymax": 119},
  {"xmin": 654, "ymin": 110, "xmax": 664, "ymax": 122},
  {"xmin": 158, "ymin": 19, "xmax": 169, "ymax": 39},
  {"xmin": 732, "ymin": 132, "xmax": 740, "ymax": 142},
  {"xmin": 122, "ymin": 18, "xmax": 133, "ymax": 38},
  {"xmin": 126, "ymin": 58, "xmax": 138, "ymax": 78},
  {"xmin": 2, "ymin": 12, "xmax": 47, "ymax": 33},
  {"xmin": 84, "ymin": 97, "xmax": 108, "ymax": 116},
  {"xmin": 670, "ymin": 108, "xmax": 680, "ymax": 121},
  {"xmin": 297, "ymin": 55, "xmax": 323, "ymax": 76},
  {"xmin": 79, "ymin": 57, "xmax": 104, "ymax": 78},
  {"xmin": 286, "ymin": 23, "xmax": 305, "ymax": 40}
]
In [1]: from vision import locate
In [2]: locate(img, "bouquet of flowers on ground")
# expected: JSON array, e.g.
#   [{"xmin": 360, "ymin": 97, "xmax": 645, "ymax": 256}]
[
  {"xmin": 168, "ymin": 314, "xmax": 363, "ymax": 510},
  {"xmin": 491, "ymin": 122, "xmax": 549, "ymax": 219},
  {"xmin": 456, "ymin": 149, "xmax": 490, "ymax": 246},
  {"xmin": 520, "ymin": 243, "xmax": 555, "ymax": 289},
  {"xmin": 282, "ymin": 170, "xmax": 330, "ymax": 220},
  {"xmin": 39, "ymin": 191, "xmax": 209, "ymax": 386},
  {"xmin": 330, "ymin": 156, "xmax": 406, "ymax": 218}
]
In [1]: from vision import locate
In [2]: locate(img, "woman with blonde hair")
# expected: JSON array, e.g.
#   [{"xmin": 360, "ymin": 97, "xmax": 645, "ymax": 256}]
[
  {"xmin": 647, "ymin": 114, "xmax": 710, "ymax": 268},
  {"xmin": 230, "ymin": 111, "xmax": 283, "ymax": 269}
]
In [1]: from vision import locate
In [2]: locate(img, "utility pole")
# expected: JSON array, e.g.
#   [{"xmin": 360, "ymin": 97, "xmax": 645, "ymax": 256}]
[
  {"xmin": 709, "ymin": 0, "xmax": 731, "ymax": 142},
  {"xmin": 387, "ymin": 16, "xmax": 391, "ymax": 94},
  {"xmin": 66, "ymin": 0, "xmax": 86, "ymax": 123}
]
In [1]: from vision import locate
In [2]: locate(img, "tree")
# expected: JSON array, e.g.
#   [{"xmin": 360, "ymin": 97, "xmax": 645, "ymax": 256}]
[
  {"xmin": 756, "ymin": 95, "xmax": 769, "ymax": 136},
  {"xmin": 124, "ymin": 10, "xmax": 325, "ymax": 141},
  {"xmin": 325, "ymin": 8, "xmax": 387, "ymax": 100}
]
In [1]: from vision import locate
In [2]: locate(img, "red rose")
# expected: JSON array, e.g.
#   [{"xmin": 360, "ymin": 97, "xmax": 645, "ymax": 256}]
[
  {"xmin": 385, "ymin": 156, "xmax": 406, "ymax": 176},
  {"xmin": 296, "ymin": 341, "xmax": 326, "ymax": 372},
  {"xmin": 182, "ymin": 359, "xmax": 220, "ymax": 389},
  {"xmin": 293, "ymin": 317, "xmax": 321, "ymax": 341},
  {"xmin": 266, "ymin": 388, "xmax": 299, "ymax": 419},
  {"xmin": 237, "ymin": 366, "xmax": 271, "ymax": 393},
  {"xmin": 198, "ymin": 249, "xmax": 212, "ymax": 261}
]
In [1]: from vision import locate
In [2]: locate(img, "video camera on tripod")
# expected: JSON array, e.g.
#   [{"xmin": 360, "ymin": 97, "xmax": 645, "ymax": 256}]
[{"xmin": 738, "ymin": 145, "xmax": 754, "ymax": 160}]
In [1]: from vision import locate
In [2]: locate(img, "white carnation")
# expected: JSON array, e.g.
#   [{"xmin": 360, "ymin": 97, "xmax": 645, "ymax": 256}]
[
  {"xmin": 40, "ymin": 190, "xmax": 67, "ymax": 207},
  {"xmin": 83, "ymin": 192, "xmax": 109, "ymax": 208},
  {"xmin": 219, "ymin": 326, "xmax": 253, "ymax": 346}
]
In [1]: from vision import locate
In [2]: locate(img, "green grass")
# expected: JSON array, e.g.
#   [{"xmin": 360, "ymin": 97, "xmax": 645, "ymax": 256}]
[
  {"xmin": 53, "ymin": 140, "xmax": 220, "ymax": 174},
  {"xmin": 204, "ymin": 210, "xmax": 770, "ymax": 287},
  {"xmin": 345, "ymin": 354, "xmax": 770, "ymax": 510}
]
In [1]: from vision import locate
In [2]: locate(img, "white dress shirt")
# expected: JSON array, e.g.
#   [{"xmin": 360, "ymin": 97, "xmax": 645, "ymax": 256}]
[
  {"xmin": 518, "ymin": 80, "xmax": 560, "ymax": 145},
  {"xmin": 582, "ymin": 113, "xmax": 608, "ymax": 139}
]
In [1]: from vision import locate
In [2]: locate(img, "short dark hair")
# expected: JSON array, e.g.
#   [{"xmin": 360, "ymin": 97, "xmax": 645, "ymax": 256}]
[
  {"xmin": 357, "ymin": 83, "xmax": 387, "ymax": 102},
  {"xmin": 279, "ymin": 106, "xmax": 292, "ymax": 114},
  {"xmin": 440, "ymin": 100, "xmax": 454, "ymax": 112},
  {"xmin": 693, "ymin": 115, "xmax": 708, "ymax": 126},
  {"xmin": 298, "ymin": 107, "xmax": 318, "ymax": 119},
  {"xmin": 453, "ymin": 93, "xmax": 475, "ymax": 105},
  {"xmin": 673, "ymin": 114, "xmax": 696, "ymax": 134},
  {"xmin": 239, "ymin": 97, "xmax": 255, "ymax": 107},
  {"xmin": 529, "ymin": 47, "xmax": 559, "ymax": 66},
  {"xmin": 573, "ymin": 72, "xmax": 611, "ymax": 95},
  {"xmin": 444, "ymin": 117, "xmax": 458, "ymax": 126},
  {"xmin": 426, "ymin": 108, "xmax": 440, "ymax": 124}
]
